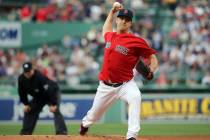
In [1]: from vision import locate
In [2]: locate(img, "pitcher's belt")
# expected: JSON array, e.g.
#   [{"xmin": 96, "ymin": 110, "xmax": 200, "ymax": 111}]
[{"xmin": 103, "ymin": 81, "xmax": 123, "ymax": 87}]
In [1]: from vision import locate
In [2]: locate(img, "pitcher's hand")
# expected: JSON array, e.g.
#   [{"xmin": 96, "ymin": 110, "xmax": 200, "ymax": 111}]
[{"xmin": 112, "ymin": 2, "xmax": 123, "ymax": 13}]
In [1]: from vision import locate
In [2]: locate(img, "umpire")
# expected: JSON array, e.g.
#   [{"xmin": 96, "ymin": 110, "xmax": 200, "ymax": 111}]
[{"xmin": 18, "ymin": 62, "xmax": 68, "ymax": 135}]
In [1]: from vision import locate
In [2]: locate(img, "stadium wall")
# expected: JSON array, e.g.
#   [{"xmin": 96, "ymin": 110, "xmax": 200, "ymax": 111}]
[{"xmin": 0, "ymin": 93, "xmax": 209, "ymax": 123}]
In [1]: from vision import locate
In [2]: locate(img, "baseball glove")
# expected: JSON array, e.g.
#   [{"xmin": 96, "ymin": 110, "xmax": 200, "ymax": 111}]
[{"xmin": 135, "ymin": 59, "xmax": 153, "ymax": 80}]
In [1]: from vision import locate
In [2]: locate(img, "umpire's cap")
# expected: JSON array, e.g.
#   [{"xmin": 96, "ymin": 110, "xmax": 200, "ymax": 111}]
[
  {"xmin": 117, "ymin": 9, "xmax": 133, "ymax": 21},
  {"xmin": 22, "ymin": 62, "xmax": 33, "ymax": 73}
]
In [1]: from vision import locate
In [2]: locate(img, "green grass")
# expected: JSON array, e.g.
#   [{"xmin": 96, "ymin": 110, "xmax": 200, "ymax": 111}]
[{"xmin": 0, "ymin": 123, "xmax": 210, "ymax": 136}]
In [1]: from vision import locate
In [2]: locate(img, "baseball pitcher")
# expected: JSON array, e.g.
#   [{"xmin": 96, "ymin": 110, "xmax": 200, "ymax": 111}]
[{"xmin": 79, "ymin": 2, "xmax": 158, "ymax": 140}]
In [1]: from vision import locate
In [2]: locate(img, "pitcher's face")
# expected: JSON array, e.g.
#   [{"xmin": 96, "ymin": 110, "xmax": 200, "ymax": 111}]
[{"xmin": 116, "ymin": 16, "xmax": 132, "ymax": 33}]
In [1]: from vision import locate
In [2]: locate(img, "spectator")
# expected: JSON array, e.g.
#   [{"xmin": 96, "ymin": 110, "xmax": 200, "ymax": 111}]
[
  {"xmin": 0, "ymin": 61, "xmax": 7, "ymax": 77},
  {"xmin": 202, "ymin": 71, "xmax": 210, "ymax": 85},
  {"xmin": 35, "ymin": 7, "xmax": 48, "ymax": 22},
  {"xmin": 19, "ymin": 5, "xmax": 31, "ymax": 22}
]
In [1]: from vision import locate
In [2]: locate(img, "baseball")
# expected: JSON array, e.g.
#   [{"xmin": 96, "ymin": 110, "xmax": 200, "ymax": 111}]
[{"xmin": 113, "ymin": 2, "xmax": 121, "ymax": 8}]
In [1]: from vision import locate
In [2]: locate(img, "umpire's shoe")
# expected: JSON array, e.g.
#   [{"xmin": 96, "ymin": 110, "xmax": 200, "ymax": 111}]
[
  {"xmin": 127, "ymin": 137, "xmax": 136, "ymax": 140},
  {"xmin": 79, "ymin": 124, "xmax": 89, "ymax": 136}
]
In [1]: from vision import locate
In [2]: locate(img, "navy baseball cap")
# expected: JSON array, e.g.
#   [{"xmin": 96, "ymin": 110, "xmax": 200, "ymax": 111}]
[
  {"xmin": 117, "ymin": 9, "xmax": 133, "ymax": 21},
  {"xmin": 22, "ymin": 62, "xmax": 33, "ymax": 73}
]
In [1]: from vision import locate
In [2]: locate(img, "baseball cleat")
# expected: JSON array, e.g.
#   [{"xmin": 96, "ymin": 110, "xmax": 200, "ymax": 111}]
[
  {"xmin": 56, "ymin": 131, "xmax": 67, "ymax": 135},
  {"xmin": 79, "ymin": 124, "xmax": 89, "ymax": 136},
  {"xmin": 127, "ymin": 137, "xmax": 136, "ymax": 140}
]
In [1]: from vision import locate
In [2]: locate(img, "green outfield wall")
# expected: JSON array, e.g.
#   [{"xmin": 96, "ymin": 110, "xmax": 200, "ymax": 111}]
[{"xmin": 0, "ymin": 22, "xmax": 102, "ymax": 48}]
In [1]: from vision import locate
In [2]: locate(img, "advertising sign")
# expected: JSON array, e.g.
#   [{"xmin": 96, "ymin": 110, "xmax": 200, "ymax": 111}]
[
  {"xmin": 1, "ymin": 94, "xmax": 210, "ymax": 123},
  {"xmin": 140, "ymin": 94, "xmax": 210, "ymax": 122},
  {"xmin": 0, "ymin": 95, "xmax": 94, "ymax": 122},
  {"xmin": 0, "ymin": 22, "xmax": 21, "ymax": 47}
]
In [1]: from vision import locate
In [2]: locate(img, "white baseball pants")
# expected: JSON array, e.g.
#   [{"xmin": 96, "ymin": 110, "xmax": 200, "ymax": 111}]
[{"xmin": 82, "ymin": 79, "xmax": 141, "ymax": 139}]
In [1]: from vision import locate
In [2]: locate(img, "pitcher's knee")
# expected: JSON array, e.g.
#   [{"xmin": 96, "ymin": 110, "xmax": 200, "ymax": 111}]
[{"xmin": 129, "ymin": 94, "xmax": 141, "ymax": 103}]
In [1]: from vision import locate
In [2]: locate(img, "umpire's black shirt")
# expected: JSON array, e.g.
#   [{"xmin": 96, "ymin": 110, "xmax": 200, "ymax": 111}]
[{"xmin": 18, "ymin": 70, "xmax": 59, "ymax": 106}]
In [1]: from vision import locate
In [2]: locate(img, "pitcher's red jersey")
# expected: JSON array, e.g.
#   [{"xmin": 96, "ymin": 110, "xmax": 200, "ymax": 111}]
[{"xmin": 99, "ymin": 32, "xmax": 156, "ymax": 83}]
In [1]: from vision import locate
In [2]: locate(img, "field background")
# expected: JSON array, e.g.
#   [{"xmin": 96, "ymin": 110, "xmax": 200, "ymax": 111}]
[
  {"xmin": 1, "ymin": 0, "xmax": 210, "ymax": 140},
  {"xmin": 1, "ymin": 123, "xmax": 210, "ymax": 136}
]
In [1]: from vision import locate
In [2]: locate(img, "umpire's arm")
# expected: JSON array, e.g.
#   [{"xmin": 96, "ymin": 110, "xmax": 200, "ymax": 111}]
[{"xmin": 18, "ymin": 77, "xmax": 29, "ymax": 105}]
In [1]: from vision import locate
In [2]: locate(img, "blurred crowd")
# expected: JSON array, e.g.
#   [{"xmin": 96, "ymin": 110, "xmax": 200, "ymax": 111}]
[
  {"xmin": 0, "ymin": 0, "xmax": 210, "ymax": 87},
  {"xmin": 0, "ymin": 43, "xmax": 100, "ymax": 86},
  {"xmin": 158, "ymin": 0, "xmax": 210, "ymax": 86},
  {"xmin": 5, "ymin": 0, "xmax": 112, "ymax": 22},
  {"xmin": 2, "ymin": 0, "xmax": 177, "ymax": 22}
]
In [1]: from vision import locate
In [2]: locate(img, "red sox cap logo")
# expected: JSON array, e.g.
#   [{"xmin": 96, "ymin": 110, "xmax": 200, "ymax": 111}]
[{"xmin": 124, "ymin": 10, "xmax": 128, "ymax": 14}]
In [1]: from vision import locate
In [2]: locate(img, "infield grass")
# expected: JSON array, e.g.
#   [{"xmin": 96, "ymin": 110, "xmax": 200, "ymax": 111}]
[{"xmin": 0, "ymin": 123, "xmax": 210, "ymax": 136}]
